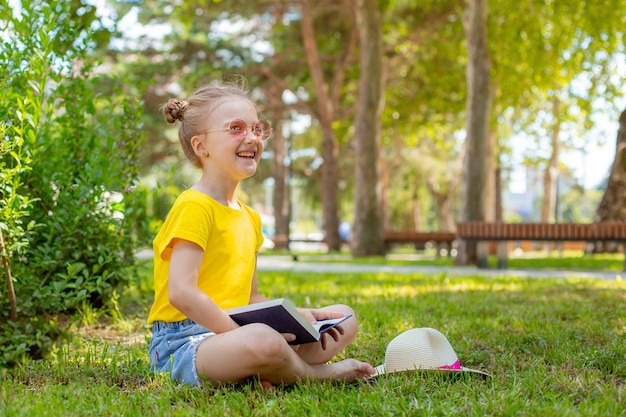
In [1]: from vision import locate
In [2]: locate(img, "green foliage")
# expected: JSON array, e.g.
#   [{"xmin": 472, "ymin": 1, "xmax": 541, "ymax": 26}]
[
  {"xmin": 558, "ymin": 188, "xmax": 603, "ymax": 223},
  {"xmin": 102, "ymin": 0, "xmax": 626, "ymax": 243},
  {"xmin": 0, "ymin": 0, "xmax": 145, "ymax": 366},
  {"xmin": 0, "ymin": 317, "xmax": 66, "ymax": 367}
]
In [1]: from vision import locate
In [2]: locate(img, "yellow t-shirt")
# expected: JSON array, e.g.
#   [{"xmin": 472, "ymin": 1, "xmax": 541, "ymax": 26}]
[{"xmin": 147, "ymin": 189, "xmax": 264, "ymax": 323}]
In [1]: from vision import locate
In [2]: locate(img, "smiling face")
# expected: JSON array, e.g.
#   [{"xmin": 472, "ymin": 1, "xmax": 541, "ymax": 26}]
[{"xmin": 194, "ymin": 96, "xmax": 265, "ymax": 183}]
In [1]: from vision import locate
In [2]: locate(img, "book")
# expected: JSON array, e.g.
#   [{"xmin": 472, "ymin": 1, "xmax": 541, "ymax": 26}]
[{"xmin": 225, "ymin": 298, "xmax": 352, "ymax": 345}]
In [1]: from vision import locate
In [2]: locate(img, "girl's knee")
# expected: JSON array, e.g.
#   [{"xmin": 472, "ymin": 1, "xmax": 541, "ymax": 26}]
[
  {"xmin": 329, "ymin": 304, "xmax": 356, "ymax": 317},
  {"xmin": 243, "ymin": 323, "xmax": 291, "ymax": 363}
]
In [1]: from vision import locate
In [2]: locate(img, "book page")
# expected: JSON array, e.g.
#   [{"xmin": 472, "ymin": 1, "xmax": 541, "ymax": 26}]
[{"xmin": 313, "ymin": 315, "xmax": 352, "ymax": 333}]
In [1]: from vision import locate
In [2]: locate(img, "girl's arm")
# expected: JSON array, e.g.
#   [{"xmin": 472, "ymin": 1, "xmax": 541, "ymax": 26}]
[{"xmin": 167, "ymin": 238, "xmax": 238, "ymax": 333}]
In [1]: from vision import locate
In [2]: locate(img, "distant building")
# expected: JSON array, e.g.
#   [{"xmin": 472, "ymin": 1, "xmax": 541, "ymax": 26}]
[{"xmin": 502, "ymin": 166, "xmax": 576, "ymax": 221}]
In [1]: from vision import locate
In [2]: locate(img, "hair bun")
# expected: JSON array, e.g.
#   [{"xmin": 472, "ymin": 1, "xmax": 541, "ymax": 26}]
[{"xmin": 163, "ymin": 99, "xmax": 189, "ymax": 123}]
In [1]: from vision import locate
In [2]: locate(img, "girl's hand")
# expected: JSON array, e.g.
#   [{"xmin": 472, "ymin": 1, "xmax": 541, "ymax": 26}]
[
  {"xmin": 295, "ymin": 307, "xmax": 317, "ymax": 324},
  {"xmin": 297, "ymin": 308, "xmax": 346, "ymax": 350},
  {"xmin": 320, "ymin": 323, "xmax": 344, "ymax": 350},
  {"xmin": 280, "ymin": 333, "xmax": 296, "ymax": 343},
  {"xmin": 297, "ymin": 308, "xmax": 345, "ymax": 323}
]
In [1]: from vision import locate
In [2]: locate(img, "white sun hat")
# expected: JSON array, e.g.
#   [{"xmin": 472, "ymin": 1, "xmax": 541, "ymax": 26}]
[{"xmin": 373, "ymin": 327, "xmax": 490, "ymax": 377}]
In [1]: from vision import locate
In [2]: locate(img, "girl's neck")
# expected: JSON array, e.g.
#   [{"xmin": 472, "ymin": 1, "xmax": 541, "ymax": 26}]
[{"xmin": 192, "ymin": 177, "xmax": 240, "ymax": 209}]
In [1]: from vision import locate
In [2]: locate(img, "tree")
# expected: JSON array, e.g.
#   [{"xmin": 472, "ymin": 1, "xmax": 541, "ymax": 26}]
[
  {"xmin": 297, "ymin": 0, "xmax": 360, "ymax": 251},
  {"xmin": 456, "ymin": 0, "xmax": 492, "ymax": 265},
  {"xmin": 111, "ymin": 0, "xmax": 470, "ymax": 248},
  {"xmin": 488, "ymin": 0, "xmax": 626, "ymax": 227},
  {"xmin": 377, "ymin": 0, "xmax": 466, "ymax": 233},
  {"xmin": 589, "ymin": 108, "xmax": 626, "ymax": 252},
  {"xmin": 105, "ymin": 0, "xmax": 626, "ymax": 261},
  {"xmin": 111, "ymin": 1, "xmax": 362, "ymax": 251},
  {"xmin": 540, "ymin": 96, "xmax": 561, "ymax": 224},
  {"xmin": 352, "ymin": 0, "xmax": 385, "ymax": 256}
]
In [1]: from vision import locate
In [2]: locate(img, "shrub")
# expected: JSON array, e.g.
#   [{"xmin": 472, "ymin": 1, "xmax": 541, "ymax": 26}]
[{"xmin": 0, "ymin": 0, "xmax": 145, "ymax": 366}]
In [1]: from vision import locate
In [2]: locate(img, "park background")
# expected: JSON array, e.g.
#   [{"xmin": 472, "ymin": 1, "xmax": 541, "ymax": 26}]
[
  {"xmin": 106, "ymin": 0, "xmax": 625, "ymax": 252},
  {"xmin": 1, "ymin": 1, "xmax": 626, "ymax": 415}
]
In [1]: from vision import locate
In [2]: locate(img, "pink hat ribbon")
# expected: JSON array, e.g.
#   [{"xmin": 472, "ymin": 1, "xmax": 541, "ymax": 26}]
[{"xmin": 438, "ymin": 360, "xmax": 462, "ymax": 370}]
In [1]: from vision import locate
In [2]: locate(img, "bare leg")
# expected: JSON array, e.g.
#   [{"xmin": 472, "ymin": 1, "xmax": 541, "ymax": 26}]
[{"xmin": 195, "ymin": 322, "xmax": 374, "ymax": 386}]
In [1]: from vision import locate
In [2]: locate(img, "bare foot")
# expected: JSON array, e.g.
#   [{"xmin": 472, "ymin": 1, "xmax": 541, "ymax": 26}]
[{"xmin": 325, "ymin": 359, "xmax": 376, "ymax": 382}]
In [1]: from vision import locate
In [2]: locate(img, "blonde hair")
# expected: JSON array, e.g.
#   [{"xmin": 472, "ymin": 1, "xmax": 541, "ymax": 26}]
[{"xmin": 162, "ymin": 81, "xmax": 251, "ymax": 168}]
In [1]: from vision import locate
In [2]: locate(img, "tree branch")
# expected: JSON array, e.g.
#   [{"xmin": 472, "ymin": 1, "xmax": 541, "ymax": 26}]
[{"xmin": 0, "ymin": 228, "xmax": 17, "ymax": 320}]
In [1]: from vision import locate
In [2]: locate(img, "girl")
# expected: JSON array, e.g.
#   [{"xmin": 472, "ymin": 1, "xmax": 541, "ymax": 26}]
[{"xmin": 147, "ymin": 81, "xmax": 375, "ymax": 387}]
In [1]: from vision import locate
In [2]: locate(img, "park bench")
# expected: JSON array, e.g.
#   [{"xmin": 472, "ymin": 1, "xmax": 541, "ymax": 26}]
[
  {"xmin": 271, "ymin": 231, "xmax": 456, "ymax": 258},
  {"xmin": 456, "ymin": 222, "xmax": 626, "ymax": 271},
  {"xmin": 382, "ymin": 230, "xmax": 456, "ymax": 256}
]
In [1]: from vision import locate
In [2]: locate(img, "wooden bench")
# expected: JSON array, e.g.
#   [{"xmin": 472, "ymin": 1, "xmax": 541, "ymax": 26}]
[
  {"xmin": 383, "ymin": 231, "xmax": 456, "ymax": 256},
  {"xmin": 456, "ymin": 222, "xmax": 626, "ymax": 270},
  {"xmin": 270, "ymin": 231, "xmax": 456, "ymax": 257}
]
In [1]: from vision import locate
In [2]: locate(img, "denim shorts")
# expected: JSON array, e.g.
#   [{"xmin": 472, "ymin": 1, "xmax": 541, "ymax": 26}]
[{"xmin": 149, "ymin": 319, "xmax": 216, "ymax": 386}]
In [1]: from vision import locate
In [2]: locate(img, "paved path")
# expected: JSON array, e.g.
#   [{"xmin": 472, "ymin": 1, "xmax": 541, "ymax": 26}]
[
  {"xmin": 256, "ymin": 255, "xmax": 624, "ymax": 282},
  {"xmin": 137, "ymin": 249, "xmax": 623, "ymax": 281}
]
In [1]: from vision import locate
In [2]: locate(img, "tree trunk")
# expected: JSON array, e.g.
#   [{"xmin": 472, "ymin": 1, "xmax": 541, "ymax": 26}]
[
  {"xmin": 426, "ymin": 179, "xmax": 457, "ymax": 232},
  {"xmin": 588, "ymin": 108, "xmax": 626, "ymax": 253},
  {"xmin": 380, "ymin": 152, "xmax": 390, "ymax": 231},
  {"xmin": 495, "ymin": 166, "xmax": 503, "ymax": 222},
  {"xmin": 263, "ymin": 4, "xmax": 292, "ymax": 250},
  {"xmin": 456, "ymin": 0, "xmax": 492, "ymax": 265},
  {"xmin": 321, "ymin": 125, "xmax": 341, "ymax": 251},
  {"xmin": 541, "ymin": 96, "xmax": 561, "ymax": 224},
  {"xmin": 270, "ymin": 118, "xmax": 290, "ymax": 250},
  {"xmin": 413, "ymin": 193, "xmax": 422, "ymax": 231},
  {"xmin": 484, "ymin": 129, "xmax": 496, "ymax": 223},
  {"xmin": 300, "ymin": 0, "xmax": 345, "ymax": 251},
  {"xmin": 352, "ymin": 0, "xmax": 385, "ymax": 257}
]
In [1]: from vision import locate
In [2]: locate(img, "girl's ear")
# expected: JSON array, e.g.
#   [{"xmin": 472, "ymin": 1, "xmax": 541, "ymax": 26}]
[{"xmin": 191, "ymin": 135, "xmax": 209, "ymax": 158}]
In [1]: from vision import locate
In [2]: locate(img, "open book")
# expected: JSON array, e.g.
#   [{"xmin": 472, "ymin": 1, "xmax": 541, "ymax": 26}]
[{"xmin": 225, "ymin": 298, "xmax": 352, "ymax": 345}]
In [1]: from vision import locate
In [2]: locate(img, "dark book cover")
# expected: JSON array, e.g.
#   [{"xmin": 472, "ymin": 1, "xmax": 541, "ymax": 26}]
[{"xmin": 226, "ymin": 298, "xmax": 351, "ymax": 345}]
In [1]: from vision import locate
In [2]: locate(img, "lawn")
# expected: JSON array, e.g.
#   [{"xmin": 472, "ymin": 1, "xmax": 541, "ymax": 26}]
[
  {"xmin": 282, "ymin": 249, "xmax": 625, "ymax": 272},
  {"xmin": 1, "ymin": 258, "xmax": 625, "ymax": 416}
]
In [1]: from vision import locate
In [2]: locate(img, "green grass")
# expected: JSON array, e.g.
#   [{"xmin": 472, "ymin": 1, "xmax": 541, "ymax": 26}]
[
  {"xmin": 505, "ymin": 253, "xmax": 623, "ymax": 271},
  {"xmin": 1, "ymin": 258, "xmax": 625, "ymax": 416},
  {"xmin": 268, "ymin": 248, "xmax": 625, "ymax": 271}
]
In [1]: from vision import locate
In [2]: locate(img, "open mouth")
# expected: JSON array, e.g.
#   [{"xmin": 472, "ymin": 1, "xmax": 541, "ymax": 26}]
[{"xmin": 236, "ymin": 151, "xmax": 256, "ymax": 159}]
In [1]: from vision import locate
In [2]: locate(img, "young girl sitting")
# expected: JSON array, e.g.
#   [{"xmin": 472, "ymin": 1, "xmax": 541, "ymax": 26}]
[{"xmin": 147, "ymin": 81, "xmax": 375, "ymax": 387}]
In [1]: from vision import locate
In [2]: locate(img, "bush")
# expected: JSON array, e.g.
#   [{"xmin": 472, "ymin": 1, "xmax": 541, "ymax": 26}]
[{"xmin": 0, "ymin": 0, "xmax": 145, "ymax": 366}]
